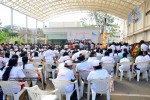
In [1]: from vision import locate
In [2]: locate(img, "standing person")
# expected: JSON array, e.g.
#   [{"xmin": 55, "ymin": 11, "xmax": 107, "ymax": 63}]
[
  {"xmin": 140, "ymin": 40, "xmax": 148, "ymax": 52},
  {"xmin": 43, "ymin": 46, "xmax": 55, "ymax": 63}
]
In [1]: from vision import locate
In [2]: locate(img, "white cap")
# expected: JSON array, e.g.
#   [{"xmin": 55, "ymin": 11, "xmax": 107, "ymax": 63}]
[
  {"xmin": 92, "ymin": 60, "xmax": 100, "ymax": 67},
  {"xmin": 65, "ymin": 60, "xmax": 72, "ymax": 66}
]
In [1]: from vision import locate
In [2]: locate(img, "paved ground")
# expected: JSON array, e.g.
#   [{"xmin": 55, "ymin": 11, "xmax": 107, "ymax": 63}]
[{"xmin": 39, "ymin": 76, "xmax": 150, "ymax": 100}]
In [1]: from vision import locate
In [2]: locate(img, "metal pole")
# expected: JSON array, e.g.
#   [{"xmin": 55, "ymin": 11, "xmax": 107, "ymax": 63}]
[
  {"xmin": 25, "ymin": 15, "xmax": 28, "ymax": 44},
  {"xmin": 35, "ymin": 19, "xmax": 38, "ymax": 44},
  {"xmin": 11, "ymin": 8, "xmax": 13, "ymax": 33}
]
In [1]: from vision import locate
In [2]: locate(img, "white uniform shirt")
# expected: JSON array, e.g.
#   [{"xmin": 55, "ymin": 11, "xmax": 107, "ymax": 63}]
[
  {"xmin": 121, "ymin": 45, "xmax": 127, "ymax": 52},
  {"xmin": 0, "ymin": 57, "xmax": 4, "ymax": 68},
  {"xmin": 135, "ymin": 56, "xmax": 146, "ymax": 69},
  {"xmin": 96, "ymin": 53, "xmax": 104, "ymax": 57},
  {"xmin": 76, "ymin": 61, "xmax": 93, "ymax": 72},
  {"xmin": 144, "ymin": 55, "xmax": 150, "ymax": 61},
  {"xmin": 58, "ymin": 56, "xmax": 70, "ymax": 63},
  {"xmin": 32, "ymin": 57, "xmax": 41, "ymax": 62},
  {"xmin": 116, "ymin": 46, "xmax": 121, "ymax": 51},
  {"xmin": 43, "ymin": 50, "xmax": 55, "ymax": 62},
  {"xmin": 57, "ymin": 63, "xmax": 65, "ymax": 70},
  {"xmin": 87, "ymin": 69, "xmax": 110, "ymax": 91},
  {"xmin": 101, "ymin": 56, "xmax": 115, "ymax": 63},
  {"xmin": 141, "ymin": 44, "xmax": 148, "ymax": 51},
  {"xmin": 56, "ymin": 67, "xmax": 75, "ymax": 93},
  {"xmin": 119, "ymin": 58, "xmax": 130, "ymax": 70},
  {"xmin": 5, "ymin": 66, "xmax": 25, "ymax": 80}
]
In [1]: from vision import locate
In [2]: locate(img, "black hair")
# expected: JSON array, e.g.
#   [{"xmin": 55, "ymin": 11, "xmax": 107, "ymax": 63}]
[
  {"xmin": 144, "ymin": 51, "xmax": 148, "ymax": 55},
  {"xmin": 34, "ymin": 52, "xmax": 38, "ymax": 57},
  {"xmin": 96, "ymin": 48, "xmax": 100, "ymax": 53},
  {"xmin": 89, "ymin": 51, "xmax": 96, "ymax": 57},
  {"xmin": 5, "ymin": 52, "xmax": 10, "ymax": 58},
  {"xmin": 63, "ymin": 52, "xmax": 69, "ymax": 56},
  {"xmin": 77, "ymin": 55, "xmax": 85, "ymax": 61},
  {"xmin": 138, "ymin": 51, "xmax": 143, "ymax": 56},
  {"xmin": 123, "ymin": 53, "xmax": 127, "ymax": 58},
  {"xmin": 93, "ymin": 63, "xmax": 102, "ymax": 70},
  {"xmin": 108, "ymin": 49, "xmax": 112, "ymax": 53},
  {"xmin": 11, "ymin": 54, "xmax": 19, "ymax": 60},
  {"xmin": 22, "ymin": 56, "xmax": 28, "ymax": 69},
  {"xmin": 104, "ymin": 51, "xmax": 109, "ymax": 56},
  {"xmin": 2, "ymin": 58, "xmax": 18, "ymax": 81}
]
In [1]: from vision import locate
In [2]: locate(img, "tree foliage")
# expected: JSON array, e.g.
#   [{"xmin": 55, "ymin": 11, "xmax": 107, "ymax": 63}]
[{"xmin": 80, "ymin": 12, "xmax": 121, "ymax": 37}]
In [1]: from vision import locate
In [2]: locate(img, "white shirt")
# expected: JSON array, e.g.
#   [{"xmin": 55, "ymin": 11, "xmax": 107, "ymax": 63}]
[
  {"xmin": 87, "ymin": 57, "xmax": 98, "ymax": 62},
  {"xmin": 58, "ymin": 56, "xmax": 70, "ymax": 63},
  {"xmin": 72, "ymin": 52, "xmax": 81, "ymax": 61},
  {"xmin": 109, "ymin": 45, "xmax": 115, "ymax": 52},
  {"xmin": 4, "ymin": 66, "xmax": 25, "ymax": 80},
  {"xmin": 135, "ymin": 56, "xmax": 146, "ymax": 63},
  {"xmin": 144, "ymin": 55, "xmax": 150, "ymax": 61},
  {"xmin": 96, "ymin": 53, "xmax": 103, "ymax": 57},
  {"xmin": 141, "ymin": 44, "xmax": 148, "ymax": 51},
  {"xmin": 87, "ymin": 69, "xmax": 110, "ymax": 91},
  {"xmin": 121, "ymin": 45, "xmax": 127, "ymax": 52},
  {"xmin": 43, "ymin": 49, "xmax": 55, "ymax": 62},
  {"xmin": 56, "ymin": 67, "xmax": 75, "ymax": 93},
  {"xmin": 116, "ymin": 46, "xmax": 121, "ymax": 51},
  {"xmin": 0, "ymin": 57, "xmax": 4, "ymax": 68},
  {"xmin": 76, "ymin": 61, "xmax": 93, "ymax": 72},
  {"xmin": 101, "ymin": 56, "xmax": 115, "ymax": 63},
  {"xmin": 32, "ymin": 57, "xmax": 41, "ymax": 62},
  {"xmin": 119, "ymin": 58, "xmax": 130, "ymax": 70},
  {"xmin": 57, "ymin": 63, "xmax": 65, "ymax": 70}
]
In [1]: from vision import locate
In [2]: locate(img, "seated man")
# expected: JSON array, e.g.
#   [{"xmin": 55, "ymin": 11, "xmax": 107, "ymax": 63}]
[
  {"xmin": 76, "ymin": 55, "xmax": 93, "ymax": 80},
  {"xmin": 101, "ymin": 51, "xmax": 115, "ymax": 63},
  {"xmin": 56, "ymin": 60, "xmax": 76, "ymax": 93},
  {"xmin": 87, "ymin": 60, "xmax": 111, "ymax": 91},
  {"xmin": 135, "ymin": 51, "xmax": 146, "ymax": 70},
  {"xmin": 119, "ymin": 53, "xmax": 130, "ymax": 71}
]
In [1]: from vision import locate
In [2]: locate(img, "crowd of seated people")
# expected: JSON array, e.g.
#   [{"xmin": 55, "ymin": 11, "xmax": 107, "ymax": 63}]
[{"xmin": 0, "ymin": 39, "xmax": 150, "ymax": 99}]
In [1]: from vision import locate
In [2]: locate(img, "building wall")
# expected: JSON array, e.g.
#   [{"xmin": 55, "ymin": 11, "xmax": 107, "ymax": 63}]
[
  {"xmin": 125, "ymin": 1, "xmax": 150, "ymax": 44},
  {"xmin": 43, "ymin": 27, "xmax": 101, "ymax": 44}
]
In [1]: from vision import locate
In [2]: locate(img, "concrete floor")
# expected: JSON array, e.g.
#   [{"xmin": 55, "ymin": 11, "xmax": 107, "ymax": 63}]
[{"xmin": 39, "ymin": 76, "xmax": 150, "ymax": 100}]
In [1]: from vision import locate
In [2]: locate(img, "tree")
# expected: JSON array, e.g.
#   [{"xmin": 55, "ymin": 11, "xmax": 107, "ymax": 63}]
[
  {"xmin": 80, "ymin": 12, "xmax": 121, "ymax": 37},
  {"xmin": 0, "ymin": 30, "xmax": 9, "ymax": 43}
]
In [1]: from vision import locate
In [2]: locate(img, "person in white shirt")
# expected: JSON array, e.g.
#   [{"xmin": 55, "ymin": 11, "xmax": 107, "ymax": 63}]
[
  {"xmin": 101, "ymin": 51, "xmax": 115, "ymax": 63},
  {"xmin": 2, "ymin": 58, "xmax": 25, "ymax": 94},
  {"xmin": 31, "ymin": 52, "xmax": 42, "ymax": 62},
  {"xmin": 119, "ymin": 53, "xmax": 130, "ymax": 71},
  {"xmin": 143, "ymin": 51, "xmax": 150, "ymax": 62},
  {"xmin": 58, "ymin": 52, "xmax": 70, "ymax": 63},
  {"xmin": 96, "ymin": 49, "xmax": 104, "ymax": 57},
  {"xmin": 87, "ymin": 60, "xmax": 110, "ymax": 91},
  {"xmin": 43, "ymin": 47, "xmax": 55, "ymax": 63},
  {"xmin": 135, "ymin": 51, "xmax": 146, "ymax": 70},
  {"xmin": 56, "ymin": 60, "xmax": 75, "ymax": 93},
  {"xmin": 108, "ymin": 49, "xmax": 114, "ymax": 57},
  {"xmin": 140, "ymin": 40, "xmax": 148, "ymax": 51},
  {"xmin": 76, "ymin": 55, "xmax": 93, "ymax": 80},
  {"xmin": 87, "ymin": 51, "xmax": 98, "ymax": 62}
]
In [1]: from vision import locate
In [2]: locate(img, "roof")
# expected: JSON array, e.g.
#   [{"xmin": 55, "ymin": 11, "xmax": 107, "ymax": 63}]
[{"xmin": 0, "ymin": 0, "xmax": 145, "ymax": 21}]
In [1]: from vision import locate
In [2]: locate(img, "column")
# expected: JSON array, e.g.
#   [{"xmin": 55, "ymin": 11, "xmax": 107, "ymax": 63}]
[
  {"xmin": 11, "ymin": 8, "xmax": 13, "ymax": 33},
  {"xmin": 25, "ymin": 15, "xmax": 28, "ymax": 43},
  {"xmin": 35, "ymin": 19, "xmax": 38, "ymax": 44}
]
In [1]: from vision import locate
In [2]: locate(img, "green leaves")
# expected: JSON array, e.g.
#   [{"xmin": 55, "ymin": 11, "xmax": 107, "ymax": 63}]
[{"xmin": 0, "ymin": 30, "xmax": 9, "ymax": 43}]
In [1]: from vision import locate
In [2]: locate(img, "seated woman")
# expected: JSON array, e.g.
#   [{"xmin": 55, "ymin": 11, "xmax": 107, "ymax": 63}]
[
  {"xmin": 2, "ymin": 58, "xmax": 25, "ymax": 93},
  {"xmin": 87, "ymin": 60, "xmax": 111, "ymax": 91},
  {"xmin": 21, "ymin": 56, "xmax": 39, "ymax": 78}
]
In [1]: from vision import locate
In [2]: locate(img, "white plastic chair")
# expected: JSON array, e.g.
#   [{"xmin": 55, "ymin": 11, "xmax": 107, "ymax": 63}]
[
  {"xmin": 0, "ymin": 81, "xmax": 28, "ymax": 100},
  {"xmin": 44, "ymin": 62, "xmax": 56, "ymax": 83},
  {"xmin": 51, "ymin": 79, "xmax": 80, "ymax": 100},
  {"xmin": 134, "ymin": 62, "xmax": 149, "ymax": 82},
  {"xmin": 24, "ymin": 85, "xmax": 58, "ymax": 100},
  {"xmin": 22, "ymin": 69, "xmax": 44, "ymax": 89},
  {"xmin": 87, "ymin": 79, "xmax": 110, "ymax": 100},
  {"xmin": 102, "ymin": 63, "xmax": 115, "ymax": 76},
  {"xmin": 29, "ymin": 61, "xmax": 43, "ymax": 68},
  {"xmin": 117, "ymin": 62, "xmax": 132, "ymax": 81},
  {"xmin": 113, "ymin": 56, "xmax": 120, "ymax": 64},
  {"xmin": 78, "ymin": 71, "xmax": 90, "ymax": 97}
]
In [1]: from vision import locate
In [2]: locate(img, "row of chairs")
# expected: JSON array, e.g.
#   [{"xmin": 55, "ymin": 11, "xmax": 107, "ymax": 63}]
[{"xmin": 0, "ymin": 78, "xmax": 111, "ymax": 100}]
